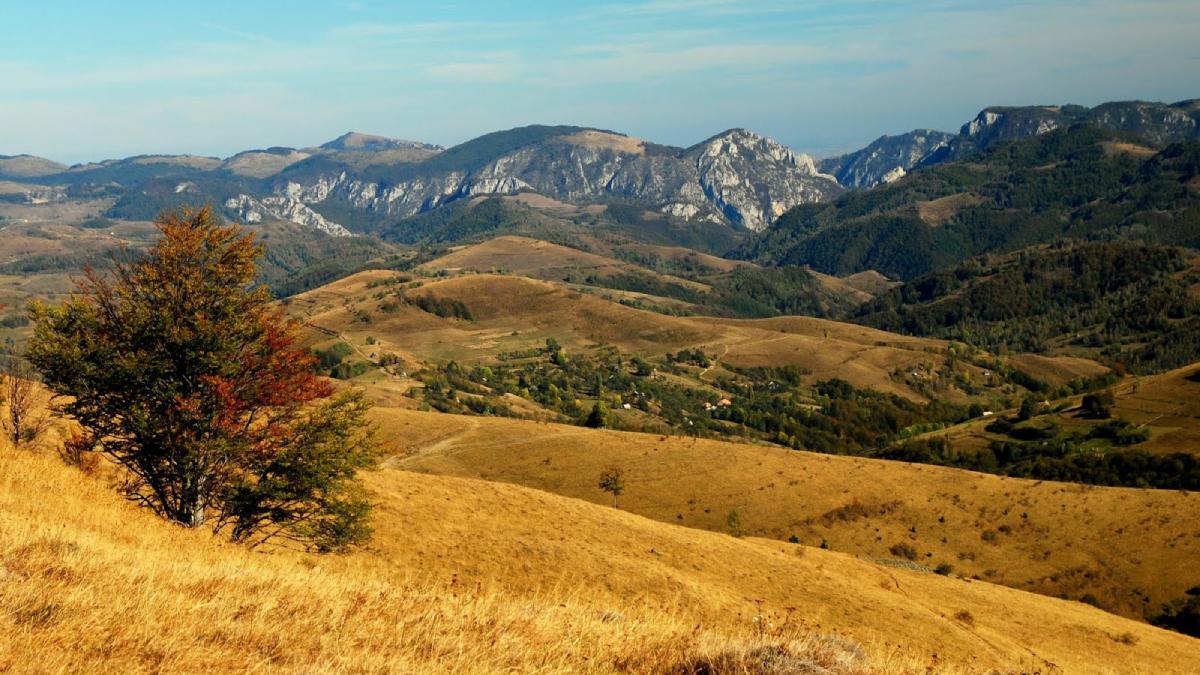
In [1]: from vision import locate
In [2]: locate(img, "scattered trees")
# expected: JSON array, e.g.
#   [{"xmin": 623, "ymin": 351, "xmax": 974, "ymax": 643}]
[{"xmin": 28, "ymin": 207, "xmax": 379, "ymax": 552}]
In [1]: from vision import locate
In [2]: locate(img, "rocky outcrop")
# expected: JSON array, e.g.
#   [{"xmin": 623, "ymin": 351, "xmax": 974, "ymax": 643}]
[
  {"xmin": 818, "ymin": 130, "xmax": 953, "ymax": 189},
  {"xmin": 687, "ymin": 129, "xmax": 842, "ymax": 229},
  {"xmin": 921, "ymin": 99, "xmax": 1200, "ymax": 167},
  {"xmin": 224, "ymin": 193, "xmax": 351, "ymax": 236}
]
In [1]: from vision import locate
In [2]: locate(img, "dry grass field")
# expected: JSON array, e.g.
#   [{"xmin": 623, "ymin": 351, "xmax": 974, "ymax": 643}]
[
  {"xmin": 419, "ymin": 235, "xmax": 710, "ymax": 294},
  {"xmin": 383, "ymin": 407, "xmax": 1200, "ymax": 621},
  {"xmin": 4, "ymin": 435, "xmax": 1199, "ymax": 673}
]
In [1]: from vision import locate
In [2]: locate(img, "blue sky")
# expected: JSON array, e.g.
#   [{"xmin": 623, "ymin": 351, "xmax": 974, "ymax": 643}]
[{"xmin": 2, "ymin": 0, "xmax": 1198, "ymax": 163}]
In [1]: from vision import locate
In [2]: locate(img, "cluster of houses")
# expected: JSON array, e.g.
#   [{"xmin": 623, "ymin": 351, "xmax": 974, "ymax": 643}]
[{"xmin": 703, "ymin": 398, "xmax": 733, "ymax": 412}]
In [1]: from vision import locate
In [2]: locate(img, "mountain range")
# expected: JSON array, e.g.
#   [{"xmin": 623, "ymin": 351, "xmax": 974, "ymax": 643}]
[{"xmin": 3, "ymin": 98, "xmax": 1195, "ymax": 242}]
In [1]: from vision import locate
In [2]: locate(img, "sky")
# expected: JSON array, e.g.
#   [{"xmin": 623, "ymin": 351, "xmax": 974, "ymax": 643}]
[{"xmin": 2, "ymin": 0, "xmax": 1198, "ymax": 164}]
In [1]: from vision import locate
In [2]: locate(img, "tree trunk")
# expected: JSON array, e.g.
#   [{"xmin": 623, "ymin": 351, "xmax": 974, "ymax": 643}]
[{"xmin": 186, "ymin": 498, "xmax": 206, "ymax": 528}]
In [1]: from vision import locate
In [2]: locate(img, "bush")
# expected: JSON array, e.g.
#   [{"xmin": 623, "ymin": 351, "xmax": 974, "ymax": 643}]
[
  {"xmin": 1081, "ymin": 392, "xmax": 1115, "ymax": 419},
  {"xmin": 315, "ymin": 342, "xmax": 354, "ymax": 371},
  {"xmin": 889, "ymin": 542, "xmax": 918, "ymax": 560},
  {"xmin": 726, "ymin": 509, "xmax": 745, "ymax": 538},
  {"xmin": 330, "ymin": 361, "xmax": 369, "ymax": 380}
]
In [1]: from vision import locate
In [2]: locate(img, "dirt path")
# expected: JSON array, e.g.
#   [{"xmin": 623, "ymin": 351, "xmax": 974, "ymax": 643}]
[{"xmin": 699, "ymin": 343, "xmax": 732, "ymax": 381}]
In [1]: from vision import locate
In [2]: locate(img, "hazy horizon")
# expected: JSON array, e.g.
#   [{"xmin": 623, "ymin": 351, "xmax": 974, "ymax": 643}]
[{"xmin": 3, "ymin": 0, "xmax": 1198, "ymax": 164}]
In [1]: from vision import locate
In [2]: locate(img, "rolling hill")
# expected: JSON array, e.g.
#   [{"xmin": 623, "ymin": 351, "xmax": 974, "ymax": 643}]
[
  {"xmin": 3, "ymin": 424, "xmax": 1199, "ymax": 672},
  {"xmin": 288, "ymin": 269, "xmax": 969, "ymax": 400},
  {"xmin": 380, "ymin": 406, "xmax": 1200, "ymax": 624}
]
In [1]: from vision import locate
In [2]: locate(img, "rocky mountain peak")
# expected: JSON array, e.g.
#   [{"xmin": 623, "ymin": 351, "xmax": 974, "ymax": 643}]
[
  {"xmin": 693, "ymin": 129, "xmax": 820, "ymax": 174},
  {"xmin": 685, "ymin": 129, "xmax": 841, "ymax": 230}
]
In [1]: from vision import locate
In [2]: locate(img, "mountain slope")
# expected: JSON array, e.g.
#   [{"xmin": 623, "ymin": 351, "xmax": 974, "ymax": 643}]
[
  {"xmin": 384, "ymin": 406, "xmax": 1200, "ymax": 625},
  {"xmin": 819, "ymin": 129, "xmax": 954, "ymax": 188},
  {"xmin": 817, "ymin": 99, "xmax": 1199, "ymax": 191},
  {"xmin": 740, "ymin": 125, "xmax": 1200, "ymax": 280},
  {"xmin": 4, "ymin": 431, "xmax": 1199, "ymax": 672},
  {"xmin": 851, "ymin": 241, "xmax": 1200, "ymax": 373},
  {"xmin": 925, "ymin": 99, "xmax": 1200, "ymax": 166}
]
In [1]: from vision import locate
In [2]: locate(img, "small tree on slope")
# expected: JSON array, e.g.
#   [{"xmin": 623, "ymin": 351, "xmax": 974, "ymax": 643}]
[{"xmin": 27, "ymin": 206, "xmax": 379, "ymax": 552}]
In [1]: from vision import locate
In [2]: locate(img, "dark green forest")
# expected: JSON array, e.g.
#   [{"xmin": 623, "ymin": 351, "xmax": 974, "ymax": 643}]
[{"xmin": 851, "ymin": 241, "xmax": 1200, "ymax": 373}]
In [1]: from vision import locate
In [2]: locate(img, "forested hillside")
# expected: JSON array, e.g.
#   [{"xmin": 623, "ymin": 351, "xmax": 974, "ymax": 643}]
[
  {"xmin": 740, "ymin": 126, "xmax": 1200, "ymax": 279},
  {"xmin": 852, "ymin": 242, "xmax": 1200, "ymax": 373}
]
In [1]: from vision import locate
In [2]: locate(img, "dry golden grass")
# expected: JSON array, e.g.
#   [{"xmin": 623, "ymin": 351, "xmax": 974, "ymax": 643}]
[
  {"xmin": 4, "ymin": 439, "xmax": 1199, "ymax": 673},
  {"xmin": 384, "ymin": 407, "xmax": 1200, "ymax": 622},
  {"xmin": 1100, "ymin": 141, "xmax": 1157, "ymax": 159},
  {"xmin": 561, "ymin": 130, "xmax": 646, "ymax": 155},
  {"xmin": 807, "ymin": 269, "xmax": 875, "ymax": 304},
  {"xmin": 0, "ymin": 446, "xmax": 918, "ymax": 674},
  {"xmin": 1107, "ymin": 363, "xmax": 1200, "ymax": 454},
  {"xmin": 419, "ymin": 236, "xmax": 707, "ymax": 292},
  {"xmin": 1006, "ymin": 353, "xmax": 1111, "ymax": 387},
  {"xmin": 615, "ymin": 244, "xmax": 751, "ymax": 274},
  {"xmin": 841, "ymin": 270, "xmax": 898, "ymax": 296},
  {"xmin": 916, "ymin": 193, "xmax": 987, "ymax": 225}
]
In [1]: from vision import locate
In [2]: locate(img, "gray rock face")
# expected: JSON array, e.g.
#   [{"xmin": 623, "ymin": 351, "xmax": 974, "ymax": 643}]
[
  {"xmin": 267, "ymin": 127, "xmax": 842, "ymax": 232},
  {"xmin": 819, "ymin": 130, "xmax": 954, "ymax": 189},
  {"xmin": 224, "ymin": 193, "xmax": 351, "ymax": 237}
]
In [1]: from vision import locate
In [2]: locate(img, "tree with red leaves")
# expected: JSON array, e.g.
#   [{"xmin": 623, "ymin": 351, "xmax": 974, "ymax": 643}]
[{"xmin": 28, "ymin": 207, "xmax": 378, "ymax": 551}]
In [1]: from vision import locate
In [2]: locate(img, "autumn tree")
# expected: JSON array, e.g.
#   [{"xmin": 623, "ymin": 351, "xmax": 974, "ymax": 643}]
[{"xmin": 28, "ymin": 206, "xmax": 379, "ymax": 551}]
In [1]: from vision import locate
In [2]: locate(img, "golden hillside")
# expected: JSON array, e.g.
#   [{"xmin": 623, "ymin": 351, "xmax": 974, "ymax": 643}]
[
  {"xmin": 419, "ymin": 235, "xmax": 707, "ymax": 292},
  {"xmin": 288, "ymin": 270, "xmax": 1100, "ymax": 402},
  {"xmin": 3, "ymin": 440, "xmax": 1199, "ymax": 673},
  {"xmin": 384, "ymin": 407, "xmax": 1200, "ymax": 621},
  {"xmin": 921, "ymin": 362, "xmax": 1200, "ymax": 457}
]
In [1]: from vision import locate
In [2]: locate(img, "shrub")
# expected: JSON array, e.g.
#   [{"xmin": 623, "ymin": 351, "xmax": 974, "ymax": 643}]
[
  {"xmin": 889, "ymin": 542, "xmax": 918, "ymax": 560},
  {"xmin": 1081, "ymin": 392, "xmax": 1114, "ymax": 419},
  {"xmin": 726, "ymin": 509, "xmax": 744, "ymax": 538}
]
